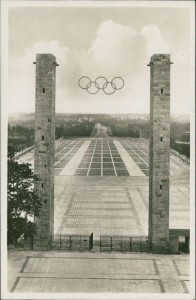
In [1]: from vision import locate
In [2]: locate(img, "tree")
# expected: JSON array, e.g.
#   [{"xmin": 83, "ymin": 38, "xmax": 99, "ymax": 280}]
[{"xmin": 7, "ymin": 146, "xmax": 42, "ymax": 245}]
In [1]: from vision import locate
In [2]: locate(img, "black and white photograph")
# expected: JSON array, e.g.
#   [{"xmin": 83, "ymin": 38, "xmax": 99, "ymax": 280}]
[{"xmin": 1, "ymin": 0, "xmax": 195, "ymax": 299}]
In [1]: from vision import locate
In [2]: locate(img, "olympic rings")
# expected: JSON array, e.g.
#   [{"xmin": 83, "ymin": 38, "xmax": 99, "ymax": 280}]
[{"xmin": 78, "ymin": 76, "xmax": 124, "ymax": 95}]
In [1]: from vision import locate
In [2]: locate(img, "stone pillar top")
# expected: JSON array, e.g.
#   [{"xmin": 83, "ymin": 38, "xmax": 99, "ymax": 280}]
[
  {"xmin": 151, "ymin": 54, "xmax": 170, "ymax": 60},
  {"xmin": 34, "ymin": 54, "xmax": 59, "ymax": 66},
  {"xmin": 147, "ymin": 54, "xmax": 172, "ymax": 67},
  {"xmin": 36, "ymin": 53, "xmax": 56, "ymax": 60}
]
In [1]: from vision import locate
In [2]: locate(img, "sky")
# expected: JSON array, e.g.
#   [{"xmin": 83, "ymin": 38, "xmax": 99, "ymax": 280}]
[{"xmin": 8, "ymin": 3, "xmax": 193, "ymax": 114}]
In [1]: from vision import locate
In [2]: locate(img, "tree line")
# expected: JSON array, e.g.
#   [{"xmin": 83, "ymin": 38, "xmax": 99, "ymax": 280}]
[
  {"xmin": 8, "ymin": 120, "xmax": 190, "ymax": 158},
  {"xmin": 8, "ymin": 125, "xmax": 35, "ymax": 152}
]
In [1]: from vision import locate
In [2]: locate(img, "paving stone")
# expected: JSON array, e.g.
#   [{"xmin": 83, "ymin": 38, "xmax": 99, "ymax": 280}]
[
  {"xmin": 9, "ymin": 253, "xmax": 190, "ymax": 294},
  {"xmin": 16, "ymin": 137, "xmax": 191, "ymax": 294}
]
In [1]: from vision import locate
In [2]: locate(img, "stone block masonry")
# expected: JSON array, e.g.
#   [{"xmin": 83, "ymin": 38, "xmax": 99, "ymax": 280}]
[
  {"xmin": 148, "ymin": 54, "xmax": 171, "ymax": 253},
  {"xmin": 33, "ymin": 54, "xmax": 58, "ymax": 250}
]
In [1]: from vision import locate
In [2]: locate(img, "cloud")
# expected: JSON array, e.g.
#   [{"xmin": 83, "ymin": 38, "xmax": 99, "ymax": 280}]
[
  {"xmin": 141, "ymin": 25, "xmax": 170, "ymax": 56},
  {"xmin": 9, "ymin": 21, "xmax": 176, "ymax": 114},
  {"xmin": 9, "ymin": 40, "xmax": 69, "ymax": 113},
  {"xmin": 85, "ymin": 20, "xmax": 148, "ymax": 78}
]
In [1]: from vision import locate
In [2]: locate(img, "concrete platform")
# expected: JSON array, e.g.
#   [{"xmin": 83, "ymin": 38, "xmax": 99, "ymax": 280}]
[
  {"xmin": 17, "ymin": 138, "xmax": 190, "ymax": 239},
  {"xmin": 8, "ymin": 250, "xmax": 190, "ymax": 294},
  {"xmin": 54, "ymin": 175, "xmax": 189, "ymax": 237},
  {"xmin": 114, "ymin": 140, "xmax": 145, "ymax": 176},
  {"xmin": 60, "ymin": 141, "xmax": 91, "ymax": 175},
  {"xmin": 15, "ymin": 138, "xmax": 190, "ymax": 238},
  {"xmin": 10, "ymin": 137, "xmax": 191, "ymax": 295}
]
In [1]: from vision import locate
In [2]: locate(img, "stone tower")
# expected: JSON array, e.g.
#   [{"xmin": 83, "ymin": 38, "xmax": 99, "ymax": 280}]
[
  {"xmin": 33, "ymin": 54, "xmax": 58, "ymax": 250},
  {"xmin": 148, "ymin": 54, "xmax": 171, "ymax": 254}
]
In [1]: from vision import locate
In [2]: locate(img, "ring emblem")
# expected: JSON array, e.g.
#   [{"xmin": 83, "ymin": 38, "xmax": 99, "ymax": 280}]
[{"xmin": 78, "ymin": 76, "xmax": 124, "ymax": 95}]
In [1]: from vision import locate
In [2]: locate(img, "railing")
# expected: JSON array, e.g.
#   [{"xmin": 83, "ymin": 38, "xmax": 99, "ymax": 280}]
[
  {"xmin": 170, "ymin": 149, "xmax": 190, "ymax": 164},
  {"xmin": 100, "ymin": 235, "xmax": 149, "ymax": 252},
  {"xmin": 138, "ymin": 139, "xmax": 190, "ymax": 165},
  {"xmin": 51, "ymin": 233, "xmax": 93, "ymax": 251},
  {"xmin": 14, "ymin": 146, "xmax": 35, "ymax": 159},
  {"xmin": 14, "ymin": 139, "xmax": 64, "ymax": 160}
]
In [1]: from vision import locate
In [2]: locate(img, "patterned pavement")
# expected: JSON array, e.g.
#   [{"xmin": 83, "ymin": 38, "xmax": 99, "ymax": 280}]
[
  {"xmin": 53, "ymin": 138, "xmax": 189, "ymax": 177},
  {"xmin": 54, "ymin": 139, "xmax": 84, "ymax": 175},
  {"xmin": 17, "ymin": 138, "xmax": 190, "ymax": 237},
  {"xmin": 75, "ymin": 139, "xmax": 130, "ymax": 176},
  {"xmin": 9, "ymin": 251, "xmax": 190, "ymax": 293},
  {"xmin": 18, "ymin": 137, "xmax": 190, "ymax": 178},
  {"xmin": 120, "ymin": 139, "xmax": 149, "ymax": 176},
  {"xmin": 8, "ymin": 138, "xmax": 191, "ymax": 295},
  {"xmin": 54, "ymin": 185, "xmax": 145, "ymax": 237},
  {"xmin": 54, "ymin": 176, "xmax": 189, "ymax": 237}
]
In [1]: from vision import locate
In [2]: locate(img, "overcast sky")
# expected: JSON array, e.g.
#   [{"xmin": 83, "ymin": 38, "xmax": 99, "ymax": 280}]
[{"xmin": 8, "ymin": 3, "xmax": 193, "ymax": 114}]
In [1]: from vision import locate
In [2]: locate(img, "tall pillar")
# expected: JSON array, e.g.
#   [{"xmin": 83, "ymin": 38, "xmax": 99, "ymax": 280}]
[
  {"xmin": 148, "ymin": 54, "xmax": 171, "ymax": 254},
  {"xmin": 33, "ymin": 54, "xmax": 58, "ymax": 250}
]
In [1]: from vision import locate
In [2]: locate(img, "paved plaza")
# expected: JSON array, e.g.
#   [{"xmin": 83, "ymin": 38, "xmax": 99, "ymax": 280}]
[
  {"xmin": 54, "ymin": 176, "xmax": 189, "ymax": 238},
  {"xmin": 17, "ymin": 137, "xmax": 190, "ymax": 240},
  {"xmin": 10, "ymin": 137, "xmax": 190, "ymax": 294},
  {"xmin": 19, "ymin": 137, "xmax": 190, "ymax": 178},
  {"xmin": 51, "ymin": 138, "xmax": 189, "ymax": 237},
  {"xmin": 8, "ymin": 251, "xmax": 190, "ymax": 293}
]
